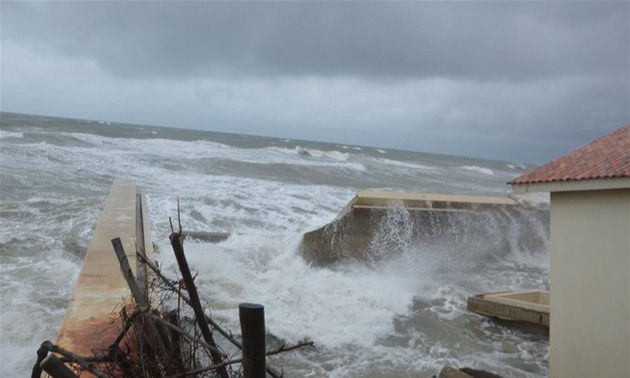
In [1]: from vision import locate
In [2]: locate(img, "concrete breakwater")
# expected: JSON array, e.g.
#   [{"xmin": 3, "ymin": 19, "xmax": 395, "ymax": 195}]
[{"xmin": 300, "ymin": 190, "xmax": 549, "ymax": 266}]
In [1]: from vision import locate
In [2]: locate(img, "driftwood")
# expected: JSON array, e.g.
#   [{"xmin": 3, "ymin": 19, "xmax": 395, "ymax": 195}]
[
  {"xmin": 40, "ymin": 355, "xmax": 80, "ymax": 378},
  {"xmin": 166, "ymin": 309, "xmax": 186, "ymax": 372},
  {"xmin": 164, "ymin": 341, "xmax": 315, "ymax": 378},
  {"xmin": 170, "ymin": 230, "xmax": 230, "ymax": 378},
  {"xmin": 32, "ymin": 341, "xmax": 110, "ymax": 378},
  {"xmin": 112, "ymin": 237, "xmax": 177, "ymax": 376},
  {"xmin": 31, "ymin": 341, "xmax": 51, "ymax": 378},
  {"xmin": 143, "ymin": 312, "xmax": 225, "ymax": 356},
  {"xmin": 137, "ymin": 252, "xmax": 285, "ymax": 378}
]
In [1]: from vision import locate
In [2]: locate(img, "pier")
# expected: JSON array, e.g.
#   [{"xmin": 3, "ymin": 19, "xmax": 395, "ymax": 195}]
[
  {"xmin": 56, "ymin": 179, "xmax": 150, "ymax": 358},
  {"xmin": 33, "ymin": 179, "xmax": 155, "ymax": 377}
]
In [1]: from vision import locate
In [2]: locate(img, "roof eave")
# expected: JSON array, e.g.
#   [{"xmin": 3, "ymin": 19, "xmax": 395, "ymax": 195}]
[{"xmin": 511, "ymin": 177, "xmax": 630, "ymax": 193}]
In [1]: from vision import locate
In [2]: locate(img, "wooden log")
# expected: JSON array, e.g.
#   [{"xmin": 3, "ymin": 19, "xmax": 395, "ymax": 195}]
[
  {"xmin": 111, "ymin": 237, "xmax": 176, "ymax": 375},
  {"xmin": 47, "ymin": 343, "xmax": 108, "ymax": 378},
  {"xmin": 40, "ymin": 355, "xmax": 80, "ymax": 378},
  {"xmin": 166, "ymin": 309, "xmax": 186, "ymax": 372},
  {"xmin": 31, "ymin": 341, "xmax": 52, "ymax": 378},
  {"xmin": 239, "ymin": 303, "xmax": 266, "ymax": 378},
  {"xmin": 112, "ymin": 238, "xmax": 147, "ymax": 308},
  {"xmin": 170, "ymin": 232, "xmax": 229, "ymax": 378}
]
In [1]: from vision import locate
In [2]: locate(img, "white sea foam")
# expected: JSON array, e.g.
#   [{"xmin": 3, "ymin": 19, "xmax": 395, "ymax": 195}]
[
  {"xmin": 375, "ymin": 157, "xmax": 436, "ymax": 171},
  {"xmin": 460, "ymin": 165, "xmax": 495, "ymax": 176},
  {"xmin": 67, "ymin": 132, "xmax": 112, "ymax": 145},
  {"xmin": 0, "ymin": 130, "xmax": 24, "ymax": 139},
  {"xmin": 0, "ymin": 249, "xmax": 81, "ymax": 377},
  {"xmin": 264, "ymin": 145, "xmax": 352, "ymax": 164},
  {"xmin": 157, "ymin": 235, "xmax": 417, "ymax": 348},
  {"xmin": 506, "ymin": 163, "xmax": 527, "ymax": 170},
  {"xmin": 69, "ymin": 132, "xmax": 361, "ymax": 171}
]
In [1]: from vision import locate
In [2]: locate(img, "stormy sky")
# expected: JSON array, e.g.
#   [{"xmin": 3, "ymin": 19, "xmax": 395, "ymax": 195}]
[{"xmin": 1, "ymin": 1, "xmax": 628, "ymax": 163}]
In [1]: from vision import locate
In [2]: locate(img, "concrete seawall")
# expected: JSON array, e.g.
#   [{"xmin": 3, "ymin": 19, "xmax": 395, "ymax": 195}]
[{"xmin": 300, "ymin": 191, "xmax": 549, "ymax": 266}]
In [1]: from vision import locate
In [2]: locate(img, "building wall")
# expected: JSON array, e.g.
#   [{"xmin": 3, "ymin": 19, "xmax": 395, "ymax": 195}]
[{"xmin": 550, "ymin": 188, "xmax": 630, "ymax": 378}]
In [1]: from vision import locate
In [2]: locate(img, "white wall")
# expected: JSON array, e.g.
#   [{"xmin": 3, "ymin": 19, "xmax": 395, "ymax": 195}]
[{"xmin": 550, "ymin": 188, "xmax": 630, "ymax": 377}]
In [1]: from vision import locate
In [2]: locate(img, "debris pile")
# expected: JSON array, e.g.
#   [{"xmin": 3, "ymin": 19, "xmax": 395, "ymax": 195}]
[{"xmin": 32, "ymin": 218, "xmax": 312, "ymax": 378}]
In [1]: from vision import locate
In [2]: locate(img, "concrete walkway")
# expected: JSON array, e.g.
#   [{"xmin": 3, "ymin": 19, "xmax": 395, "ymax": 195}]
[{"xmin": 56, "ymin": 179, "xmax": 139, "ymax": 358}]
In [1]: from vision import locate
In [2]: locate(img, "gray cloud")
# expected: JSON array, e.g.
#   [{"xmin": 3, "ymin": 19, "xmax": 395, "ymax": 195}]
[
  {"xmin": 3, "ymin": 1, "xmax": 627, "ymax": 80},
  {"xmin": 1, "ymin": 1, "xmax": 628, "ymax": 163}
]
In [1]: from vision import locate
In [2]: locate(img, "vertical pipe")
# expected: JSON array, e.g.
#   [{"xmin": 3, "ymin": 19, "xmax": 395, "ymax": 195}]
[{"xmin": 239, "ymin": 303, "xmax": 266, "ymax": 378}]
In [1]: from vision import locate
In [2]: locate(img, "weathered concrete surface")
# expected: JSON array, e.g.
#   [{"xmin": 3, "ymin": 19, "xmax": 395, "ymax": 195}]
[
  {"xmin": 300, "ymin": 190, "xmax": 549, "ymax": 266},
  {"xmin": 352, "ymin": 191, "xmax": 517, "ymax": 209},
  {"xmin": 467, "ymin": 290, "xmax": 550, "ymax": 328},
  {"xmin": 55, "ymin": 179, "xmax": 139, "ymax": 364}
]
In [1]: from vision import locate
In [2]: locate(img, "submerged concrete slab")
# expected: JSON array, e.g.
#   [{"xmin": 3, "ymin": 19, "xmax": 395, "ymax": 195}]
[
  {"xmin": 468, "ymin": 290, "xmax": 550, "ymax": 328},
  {"xmin": 482, "ymin": 290, "xmax": 550, "ymax": 313},
  {"xmin": 300, "ymin": 191, "xmax": 549, "ymax": 266},
  {"xmin": 56, "ymin": 179, "xmax": 138, "ymax": 359}
]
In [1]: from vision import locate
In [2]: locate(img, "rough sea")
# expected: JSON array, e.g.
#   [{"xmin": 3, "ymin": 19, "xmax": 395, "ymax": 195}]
[{"xmin": 0, "ymin": 112, "xmax": 550, "ymax": 377}]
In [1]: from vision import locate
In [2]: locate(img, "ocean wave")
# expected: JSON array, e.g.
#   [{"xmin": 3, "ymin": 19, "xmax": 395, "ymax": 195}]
[
  {"xmin": 460, "ymin": 165, "xmax": 495, "ymax": 176},
  {"xmin": 266, "ymin": 145, "xmax": 350, "ymax": 161},
  {"xmin": 375, "ymin": 157, "xmax": 436, "ymax": 171},
  {"xmin": 160, "ymin": 237, "xmax": 416, "ymax": 349},
  {"xmin": 0, "ymin": 130, "xmax": 24, "ymax": 139},
  {"xmin": 506, "ymin": 163, "xmax": 527, "ymax": 170}
]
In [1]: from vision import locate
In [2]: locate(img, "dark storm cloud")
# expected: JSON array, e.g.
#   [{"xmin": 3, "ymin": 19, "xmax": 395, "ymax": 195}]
[
  {"xmin": 3, "ymin": 1, "xmax": 627, "ymax": 81},
  {"xmin": 1, "ymin": 1, "xmax": 628, "ymax": 163}
]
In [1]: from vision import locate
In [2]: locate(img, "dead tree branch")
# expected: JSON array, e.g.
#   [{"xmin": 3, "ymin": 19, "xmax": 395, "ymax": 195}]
[
  {"xmin": 265, "ymin": 341, "xmax": 315, "ymax": 357},
  {"xmin": 137, "ymin": 251, "xmax": 284, "ymax": 378},
  {"xmin": 170, "ymin": 230, "xmax": 229, "ymax": 378},
  {"xmin": 48, "ymin": 343, "xmax": 109, "ymax": 378},
  {"xmin": 163, "ymin": 340, "xmax": 314, "ymax": 378}
]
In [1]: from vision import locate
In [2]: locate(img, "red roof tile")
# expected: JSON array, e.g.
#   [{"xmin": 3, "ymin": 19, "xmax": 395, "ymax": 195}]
[{"xmin": 510, "ymin": 124, "xmax": 630, "ymax": 185}]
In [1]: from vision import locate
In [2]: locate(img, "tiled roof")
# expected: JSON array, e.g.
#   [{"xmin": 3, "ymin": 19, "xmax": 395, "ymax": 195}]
[{"xmin": 510, "ymin": 124, "xmax": 630, "ymax": 185}]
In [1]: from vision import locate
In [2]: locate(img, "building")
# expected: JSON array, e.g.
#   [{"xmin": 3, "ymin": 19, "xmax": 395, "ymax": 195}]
[{"xmin": 510, "ymin": 124, "xmax": 630, "ymax": 378}]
